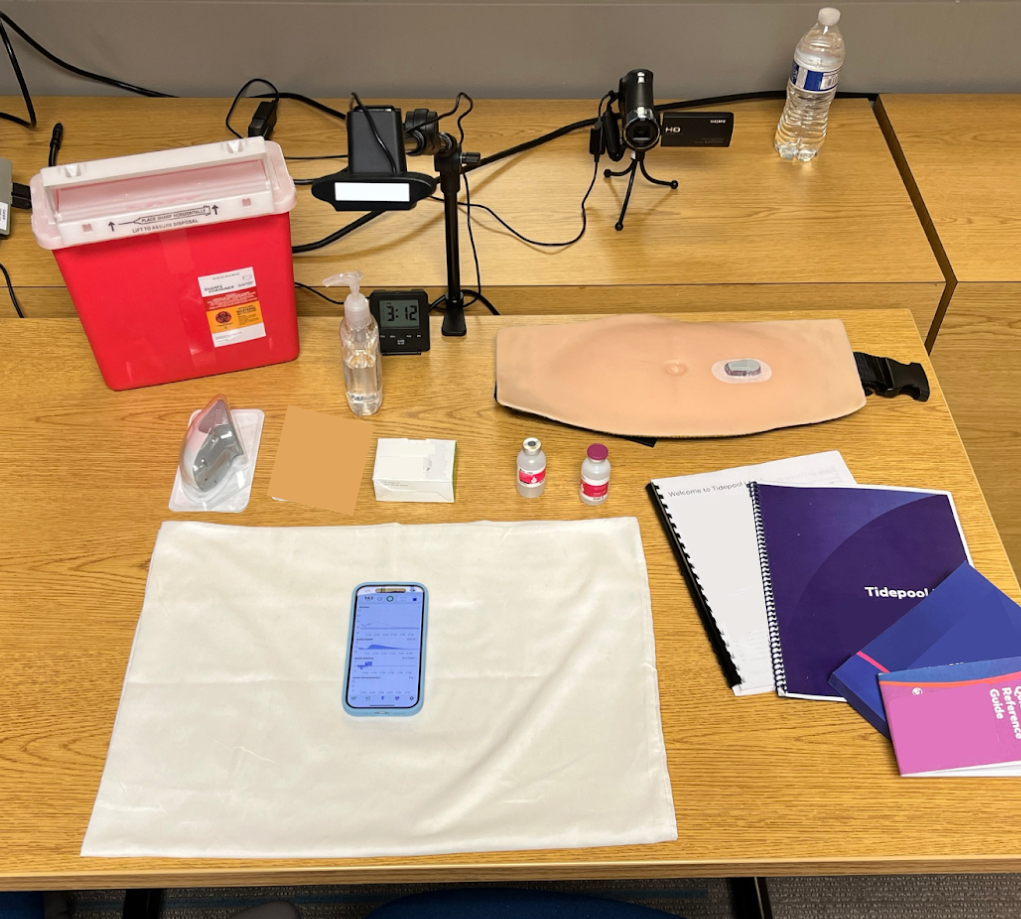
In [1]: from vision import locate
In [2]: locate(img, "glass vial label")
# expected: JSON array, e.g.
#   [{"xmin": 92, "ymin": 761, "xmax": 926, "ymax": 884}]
[
  {"xmin": 519, "ymin": 466, "xmax": 546, "ymax": 486},
  {"xmin": 789, "ymin": 62, "xmax": 840, "ymax": 93},
  {"xmin": 581, "ymin": 478, "xmax": 609, "ymax": 499}
]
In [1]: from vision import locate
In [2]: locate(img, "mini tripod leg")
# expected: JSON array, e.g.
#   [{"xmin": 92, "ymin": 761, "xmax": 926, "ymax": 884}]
[
  {"xmin": 639, "ymin": 155, "xmax": 679, "ymax": 189},
  {"xmin": 603, "ymin": 160, "xmax": 635, "ymax": 179},
  {"xmin": 614, "ymin": 164, "xmax": 638, "ymax": 231}
]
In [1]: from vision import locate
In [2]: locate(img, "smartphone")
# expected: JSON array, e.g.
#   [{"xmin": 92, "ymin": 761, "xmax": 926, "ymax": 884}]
[{"xmin": 343, "ymin": 582, "xmax": 427, "ymax": 716}]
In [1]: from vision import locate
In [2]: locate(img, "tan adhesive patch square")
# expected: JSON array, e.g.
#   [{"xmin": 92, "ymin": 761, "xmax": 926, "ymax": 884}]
[{"xmin": 268, "ymin": 406, "xmax": 373, "ymax": 514}]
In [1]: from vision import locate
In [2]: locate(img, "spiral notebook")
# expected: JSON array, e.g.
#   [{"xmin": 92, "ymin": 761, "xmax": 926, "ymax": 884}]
[
  {"xmin": 647, "ymin": 452, "xmax": 855, "ymax": 695},
  {"xmin": 749, "ymin": 483, "xmax": 971, "ymax": 701}
]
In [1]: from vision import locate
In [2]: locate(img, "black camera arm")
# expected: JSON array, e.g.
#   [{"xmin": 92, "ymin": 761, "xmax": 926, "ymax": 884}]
[{"xmin": 403, "ymin": 108, "xmax": 481, "ymax": 338}]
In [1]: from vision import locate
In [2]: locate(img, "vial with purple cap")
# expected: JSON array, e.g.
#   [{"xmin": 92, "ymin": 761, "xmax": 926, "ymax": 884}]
[{"xmin": 580, "ymin": 443, "xmax": 611, "ymax": 506}]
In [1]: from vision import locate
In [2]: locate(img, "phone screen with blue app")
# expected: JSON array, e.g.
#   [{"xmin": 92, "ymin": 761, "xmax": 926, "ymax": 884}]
[{"xmin": 345, "ymin": 584, "xmax": 425, "ymax": 712}]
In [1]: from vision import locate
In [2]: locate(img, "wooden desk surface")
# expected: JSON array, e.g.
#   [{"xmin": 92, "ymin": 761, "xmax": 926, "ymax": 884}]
[
  {"xmin": 1, "ymin": 298, "xmax": 1019, "ymax": 888},
  {"xmin": 879, "ymin": 94, "xmax": 1021, "ymax": 284},
  {"xmin": 877, "ymin": 94, "xmax": 1021, "ymax": 571},
  {"xmin": 0, "ymin": 96, "xmax": 943, "ymax": 327}
]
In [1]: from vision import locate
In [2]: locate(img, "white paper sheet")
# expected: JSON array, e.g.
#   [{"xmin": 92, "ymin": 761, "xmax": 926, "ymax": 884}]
[
  {"xmin": 652, "ymin": 452, "xmax": 856, "ymax": 695},
  {"xmin": 82, "ymin": 518, "xmax": 676, "ymax": 858}
]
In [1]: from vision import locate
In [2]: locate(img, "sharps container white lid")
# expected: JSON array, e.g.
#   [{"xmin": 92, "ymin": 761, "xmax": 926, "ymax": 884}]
[{"xmin": 30, "ymin": 137, "xmax": 297, "ymax": 250}]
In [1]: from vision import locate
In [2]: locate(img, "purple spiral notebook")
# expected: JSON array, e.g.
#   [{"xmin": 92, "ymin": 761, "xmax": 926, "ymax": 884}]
[{"xmin": 749, "ymin": 484, "xmax": 971, "ymax": 700}]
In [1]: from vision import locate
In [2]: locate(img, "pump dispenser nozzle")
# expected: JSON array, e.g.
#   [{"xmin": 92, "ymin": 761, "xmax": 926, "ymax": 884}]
[{"xmin": 324, "ymin": 270, "xmax": 370, "ymax": 330}]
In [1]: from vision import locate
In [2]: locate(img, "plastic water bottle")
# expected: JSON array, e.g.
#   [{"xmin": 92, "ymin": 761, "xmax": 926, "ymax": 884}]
[
  {"xmin": 774, "ymin": 8, "xmax": 845, "ymax": 162},
  {"xmin": 326, "ymin": 270, "xmax": 383, "ymax": 416}
]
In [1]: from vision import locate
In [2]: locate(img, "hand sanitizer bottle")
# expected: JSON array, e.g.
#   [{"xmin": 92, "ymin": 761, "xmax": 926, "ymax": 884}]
[{"xmin": 325, "ymin": 271, "xmax": 382, "ymax": 416}]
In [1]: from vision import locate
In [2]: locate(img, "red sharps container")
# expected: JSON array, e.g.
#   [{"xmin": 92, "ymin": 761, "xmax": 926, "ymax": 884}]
[{"xmin": 31, "ymin": 137, "xmax": 299, "ymax": 390}]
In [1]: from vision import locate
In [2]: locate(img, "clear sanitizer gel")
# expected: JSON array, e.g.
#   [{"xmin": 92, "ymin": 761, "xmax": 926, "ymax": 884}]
[{"xmin": 326, "ymin": 270, "xmax": 383, "ymax": 417}]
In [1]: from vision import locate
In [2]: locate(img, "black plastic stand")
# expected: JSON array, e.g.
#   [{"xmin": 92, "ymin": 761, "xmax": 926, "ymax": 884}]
[
  {"xmin": 432, "ymin": 136, "xmax": 481, "ymax": 337},
  {"xmin": 603, "ymin": 149, "xmax": 678, "ymax": 231}
]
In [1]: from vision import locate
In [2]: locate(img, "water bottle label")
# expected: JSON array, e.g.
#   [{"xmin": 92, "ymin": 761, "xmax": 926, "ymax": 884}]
[{"xmin": 789, "ymin": 61, "xmax": 840, "ymax": 93}]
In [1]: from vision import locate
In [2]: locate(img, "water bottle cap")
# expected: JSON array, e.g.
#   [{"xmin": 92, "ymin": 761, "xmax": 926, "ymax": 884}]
[
  {"xmin": 587, "ymin": 443, "xmax": 609, "ymax": 462},
  {"xmin": 522, "ymin": 437, "xmax": 542, "ymax": 455},
  {"xmin": 818, "ymin": 7, "xmax": 840, "ymax": 26}
]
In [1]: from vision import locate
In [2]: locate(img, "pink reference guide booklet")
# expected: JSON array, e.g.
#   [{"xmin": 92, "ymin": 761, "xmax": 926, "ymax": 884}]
[{"xmin": 880, "ymin": 656, "xmax": 1021, "ymax": 776}]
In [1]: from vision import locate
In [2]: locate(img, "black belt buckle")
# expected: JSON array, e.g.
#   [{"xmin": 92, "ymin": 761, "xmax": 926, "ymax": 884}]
[{"xmin": 855, "ymin": 352, "xmax": 931, "ymax": 403}]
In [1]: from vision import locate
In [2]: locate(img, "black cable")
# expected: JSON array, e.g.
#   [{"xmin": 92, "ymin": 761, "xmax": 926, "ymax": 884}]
[
  {"xmin": 256, "ymin": 92, "xmax": 346, "ymax": 122},
  {"xmin": 0, "ymin": 18, "xmax": 35, "ymax": 127},
  {"xmin": 296, "ymin": 88, "xmax": 883, "ymax": 257},
  {"xmin": 350, "ymin": 91, "xmax": 397, "ymax": 174},
  {"xmin": 294, "ymin": 281, "xmax": 346, "ymax": 304},
  {"xmin": 225, "ymin": 78, "xmax": 279, "ymax": 139},
  {"xmin": 0, "ymin": 261, "xmax": 25, "ymax": 317},
  {"xmin": 285, "ymin": 153, "xmax": 347, "ymax": 161},
  {"xmin": 467, "ymin": 89, "xmax": 879, "ymax": 173},
  {"xmin": 0, "ymin": 11, "xmax": 172, "ymax": 100},
  {"xmin": 448, "ymin": 93, "xmax": 609, "ymax": 249},
  {"xmin": 653, "ymin": 89, "xmax": 785, "ymax": 113},
  {"xmin": 468, "ymin": 117, "xmax": 594, "ymax": 172},
  {"xmin": 467, "ymin": 290, "xmax": 498, "ymax": 315},
  {"xmin": 411, "ymin": 92, "xmax": 472, "ymax": 134},
  {"xmin": 48, "ymin": 122, "xmax": 63, "ymax": 167},
  {"xmin": 292, "ymin": 211, "xmax": 385, "ymax": 253},
  {"xmin": 455, "ymin": 95, "xmax": 486, "ymax": 310}
]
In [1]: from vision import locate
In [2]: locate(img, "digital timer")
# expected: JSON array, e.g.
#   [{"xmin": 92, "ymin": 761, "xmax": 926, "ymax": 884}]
[{"xmin": 368, "ymin": 289, "xmax": 431, "ymax": 354}]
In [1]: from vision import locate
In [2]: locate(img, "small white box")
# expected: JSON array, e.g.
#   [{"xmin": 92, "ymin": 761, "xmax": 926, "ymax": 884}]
[{"xmin": 372, "ymin": 438, "xmax": 456, "ymax": 503}]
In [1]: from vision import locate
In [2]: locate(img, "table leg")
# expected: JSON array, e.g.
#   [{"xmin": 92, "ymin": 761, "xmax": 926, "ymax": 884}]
[
  {"xmin": 729, "ymin": 877, "xmax": 773, "ymax": 919},
  {"xmin": 122, "ymin": 890, "xmax": 163, "ymax": 919}
]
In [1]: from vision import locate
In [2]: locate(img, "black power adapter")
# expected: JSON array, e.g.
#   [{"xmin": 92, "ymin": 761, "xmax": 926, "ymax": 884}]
[
  {"xmin": 247, "ymin": 100, "xmax": 278, "ymax": 139},
  {"xmin": 660, "ymin": 111, "xmax": 734, "ymax": 147}
]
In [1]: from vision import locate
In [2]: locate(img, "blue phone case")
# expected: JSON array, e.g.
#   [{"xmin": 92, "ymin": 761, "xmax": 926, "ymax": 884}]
[{"xmin": 342, "ymin": 582, "xmax": 427, "ymax": 717}]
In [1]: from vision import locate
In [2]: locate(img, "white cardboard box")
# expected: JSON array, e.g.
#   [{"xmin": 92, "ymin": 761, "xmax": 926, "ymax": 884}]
[{"xmin": 372, "ymin": 438, "xmax": 456, "ymax": 503}]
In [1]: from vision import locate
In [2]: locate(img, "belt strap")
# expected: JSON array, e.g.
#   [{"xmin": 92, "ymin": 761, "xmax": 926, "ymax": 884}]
[{"xmin": 854, "ymin": 352, "xmax": 930, "ymax": 402}]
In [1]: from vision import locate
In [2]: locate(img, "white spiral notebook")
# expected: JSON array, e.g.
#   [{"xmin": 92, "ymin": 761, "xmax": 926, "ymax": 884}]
[{"xmin": 648, "ymin": 452, "xmax": 856, "ymax": 695}]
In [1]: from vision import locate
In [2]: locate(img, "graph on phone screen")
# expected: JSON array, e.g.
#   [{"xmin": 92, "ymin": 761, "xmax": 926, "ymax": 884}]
[{"xmin": 347, "ymin": 590, "xmax": 423, "ymax": 708}]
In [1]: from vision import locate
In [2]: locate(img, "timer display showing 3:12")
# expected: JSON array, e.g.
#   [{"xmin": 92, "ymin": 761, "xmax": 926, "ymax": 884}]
[{"xmin": 379, "ymin": 299, "xmax": 420, "ymax": 329}]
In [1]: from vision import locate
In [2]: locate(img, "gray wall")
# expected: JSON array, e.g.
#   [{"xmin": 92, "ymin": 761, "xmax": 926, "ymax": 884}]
[{"xmin": 1, "ymin": 0, "xmax": 1019, "ymax": 101}]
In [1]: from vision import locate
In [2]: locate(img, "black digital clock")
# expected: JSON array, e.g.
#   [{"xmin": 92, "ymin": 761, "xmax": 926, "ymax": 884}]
[{"xmin": 368, "ymin": 289, "xmax": 431, "ymax": 354}]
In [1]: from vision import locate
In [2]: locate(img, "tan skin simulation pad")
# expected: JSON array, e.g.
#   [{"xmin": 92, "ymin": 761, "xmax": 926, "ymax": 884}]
[{"xmin": 495, "ymin": 315, "xmax": 868, "ymax": 439}]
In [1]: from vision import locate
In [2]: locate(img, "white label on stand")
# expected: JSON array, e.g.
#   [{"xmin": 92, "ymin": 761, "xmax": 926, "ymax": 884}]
[{"xmin": 0, "ymin": 202, "xmax": 8, "ymax": 234}]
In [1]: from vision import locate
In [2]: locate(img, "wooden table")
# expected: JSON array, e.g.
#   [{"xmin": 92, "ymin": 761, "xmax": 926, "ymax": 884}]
[
  {"xmin": 0, "ymin": 96, "xmax": 943, "ymax": 331},
  {"xmin": 877, "ymin": 94, "xmax": 1021, "ymax": 570},
  {"xmin": 2, "ymin": 300, "xmax": 1019, "ymax": 890}
]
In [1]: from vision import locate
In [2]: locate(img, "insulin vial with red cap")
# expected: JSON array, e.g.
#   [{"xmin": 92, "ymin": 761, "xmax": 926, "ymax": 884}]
[
  {"xmin": 580, "ymin": 443, "xmax": 610, "ymax": 505},
  {"xmin": 516, "ymin": 437, "xmax": 547, "ymax": 498}
]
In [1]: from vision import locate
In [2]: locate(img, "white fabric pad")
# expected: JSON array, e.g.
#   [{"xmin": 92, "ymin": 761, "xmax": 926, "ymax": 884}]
[{"xmin": 83, "ymin": 518, "xmax": 677, "ymax": 858}]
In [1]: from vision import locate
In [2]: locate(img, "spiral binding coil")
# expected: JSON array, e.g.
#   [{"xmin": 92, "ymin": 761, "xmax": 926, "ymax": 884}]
[
  {"xmin": 653, "ymin": 483, "xmax": 743, "ymax": 683},
  {"xmin": 749, "ymin": 482, "xmax": 787, "ymax": 696}
]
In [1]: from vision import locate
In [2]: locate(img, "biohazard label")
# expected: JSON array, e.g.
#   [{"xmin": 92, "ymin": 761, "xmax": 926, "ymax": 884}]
[{"xmin": 198, "ymin": 267, "xmax": 266, "ymax": 348}]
